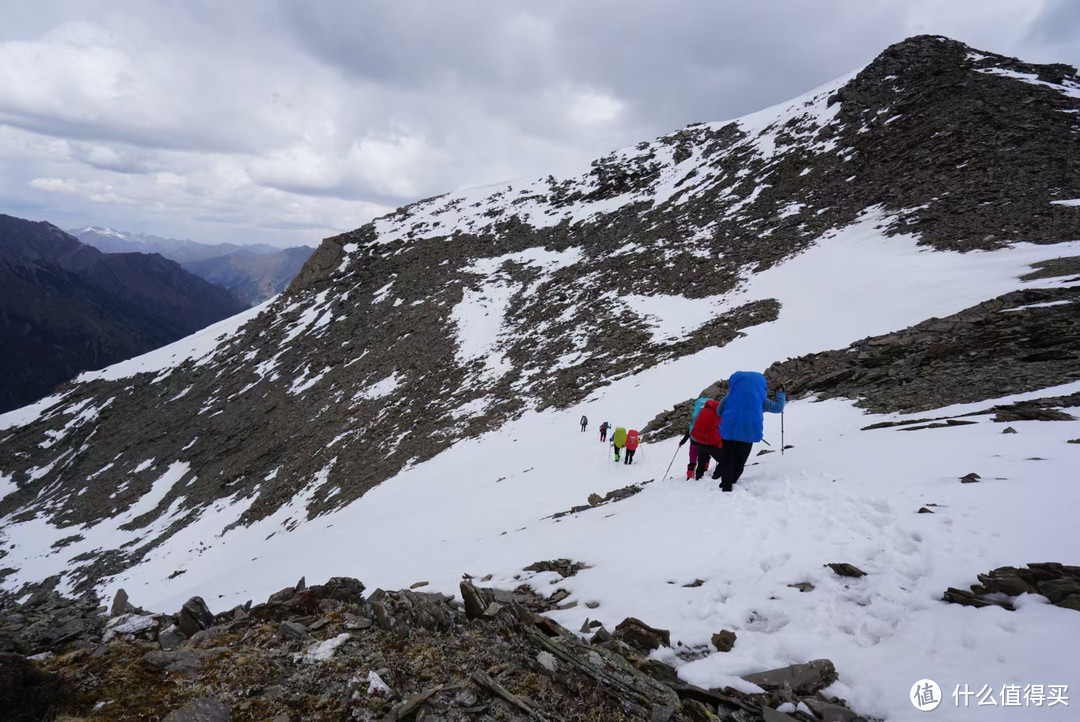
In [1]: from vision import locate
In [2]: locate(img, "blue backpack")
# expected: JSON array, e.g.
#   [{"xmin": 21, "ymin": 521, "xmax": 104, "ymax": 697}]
[{"xmin": 689, "ymin": 397, "xmax": 709, "ymax": 432}]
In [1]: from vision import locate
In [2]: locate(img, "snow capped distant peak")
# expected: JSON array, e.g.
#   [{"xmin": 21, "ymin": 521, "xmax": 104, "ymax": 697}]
[{"xmin": 75, "ymin": 226, "xmax": 142, "ymax": 241}]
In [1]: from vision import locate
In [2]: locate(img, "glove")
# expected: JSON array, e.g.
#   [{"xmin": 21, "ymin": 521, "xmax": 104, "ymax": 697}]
[{"xmin": 776, "ymin": 382, "xmax": 787, "ymax": 393}]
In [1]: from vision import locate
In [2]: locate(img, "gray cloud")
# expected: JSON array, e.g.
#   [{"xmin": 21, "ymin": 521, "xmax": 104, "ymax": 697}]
[{"xmin": 0, "ymin": 0, "xmax": 1075, "ymax": 247}]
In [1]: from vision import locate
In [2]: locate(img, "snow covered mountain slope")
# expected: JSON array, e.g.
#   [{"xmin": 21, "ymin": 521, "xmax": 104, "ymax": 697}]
[{"xmin": 1, "ymin": 35, "xmax": 1080, "ymax": 720}]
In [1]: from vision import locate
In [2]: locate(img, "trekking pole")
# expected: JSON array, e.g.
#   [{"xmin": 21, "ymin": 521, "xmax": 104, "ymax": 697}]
[
  {"xmin": 779, "ymin": 381, "xmax": 787, "ymax": 455},
  {"xmin": 662, "ymin": 445, "xmax": 680, "ymax": 481}
]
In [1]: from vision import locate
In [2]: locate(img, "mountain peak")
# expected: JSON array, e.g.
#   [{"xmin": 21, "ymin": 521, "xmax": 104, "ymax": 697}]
[{"xmin": 876, "ymin": 34, "xmax": 1078, "ymax": 84}]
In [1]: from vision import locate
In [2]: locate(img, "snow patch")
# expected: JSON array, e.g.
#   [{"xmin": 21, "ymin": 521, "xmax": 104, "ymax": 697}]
[
  {"xmin": 294, "ymin": 633, "xmax": 351, "ymax": 663},
  {"xmin": 0, "ymin": 473, "xmax": 16, "ymax": 501},
  {"xmin": 355, "ymin": 373, "xmax": 402, "ymax": 400},
  {"xmin": 620, "ymin": 293, "xmax": 728, "ymax": 344}
]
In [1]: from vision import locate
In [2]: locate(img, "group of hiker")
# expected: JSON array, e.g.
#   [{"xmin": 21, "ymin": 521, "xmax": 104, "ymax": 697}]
[
  {"xmin": 587, "ymin": 421, "xmax": 641, "ymax": 464},
  {"xmin": 580, "ymin": 371, "xmax": 786, "ymax": 490},
  {"xmin": 679, "ymin": 371, "xmax": 785, "ymax": 492}
]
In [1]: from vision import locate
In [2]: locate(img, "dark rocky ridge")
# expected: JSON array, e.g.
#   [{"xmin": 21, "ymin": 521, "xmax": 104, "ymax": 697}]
[{"xmin": 1, "ymin": 36, "xmax": 1079, "ymax": 592}]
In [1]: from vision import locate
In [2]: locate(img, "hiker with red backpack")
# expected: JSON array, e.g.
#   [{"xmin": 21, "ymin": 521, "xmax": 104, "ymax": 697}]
[
  {"xmin": 687, "ymin": 399, "xmax": 724, "ymax": 482},
  {"xmin": 712, "ymin": 371, "xmax": 786, "ymax": 492},
  {"xmin": 678, "ymin": 397, "xmax": 712, "ymax": 479},
  {"xmin": 599, "ymin": 421, "xmax": 610, "ymax": 442},
  {"xmin": 624, "ymin": 429, "xmax": 641, "ymax": 464}
]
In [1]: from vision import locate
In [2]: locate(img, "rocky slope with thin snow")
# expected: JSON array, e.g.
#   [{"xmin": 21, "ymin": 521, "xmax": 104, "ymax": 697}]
[{"xmin": 1, "ymin": 35, "xmax": 1079, "ymax": 596}]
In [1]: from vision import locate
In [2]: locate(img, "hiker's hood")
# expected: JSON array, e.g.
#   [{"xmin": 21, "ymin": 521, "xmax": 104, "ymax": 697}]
[{"xmin": 728, "ymin": 371, "xmax": 767, "ymax": 401}]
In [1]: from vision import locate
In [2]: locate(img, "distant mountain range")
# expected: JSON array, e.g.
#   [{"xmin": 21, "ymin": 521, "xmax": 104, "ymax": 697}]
[
  {"xmin": 0, "ymin": 215, "xmax": 249, "ymax": 414},
  {"xmin": 71, "ymin": 227, "xmax": 314, "ymax": 305}
]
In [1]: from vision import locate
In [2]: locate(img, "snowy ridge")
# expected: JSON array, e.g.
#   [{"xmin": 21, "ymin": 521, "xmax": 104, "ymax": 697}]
[{"xmin": 345, "ymin": 72, "xmax": 856, "ymax": 262}]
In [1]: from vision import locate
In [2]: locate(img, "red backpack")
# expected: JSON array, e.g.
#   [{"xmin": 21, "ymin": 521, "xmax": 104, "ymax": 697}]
[
  {"xmin": 690, "ymin": 400, "xmax": 722, "ymax": 447},
  {"xmin": 625, "ymin": 430, "xmax": 640, "ymax": 450}
]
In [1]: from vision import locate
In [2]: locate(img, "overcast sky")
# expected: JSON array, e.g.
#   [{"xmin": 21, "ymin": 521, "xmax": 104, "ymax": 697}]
[{"xmin": 0, "ymin": 1, "xmax": 1077, "ymax": 248}]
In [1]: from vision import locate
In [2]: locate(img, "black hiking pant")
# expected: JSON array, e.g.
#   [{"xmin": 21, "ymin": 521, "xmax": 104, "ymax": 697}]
[
  {"xmin": 717, "ymin": 440, "xmax": 754, "ymax": 491},
  {"xmin": 624, "ymin": 448, "xmax": 636, "ymax": 465},
  {"xmin": 600, "ymin": 429, "xmax": 607, "ymax": 442},
  {"xmin": 694, "ymin": 444, "xmax": 724, "ymax": 480},
  {"xmin": 581, "ymin": 422, "xmax": 587, "ymax": 431}
]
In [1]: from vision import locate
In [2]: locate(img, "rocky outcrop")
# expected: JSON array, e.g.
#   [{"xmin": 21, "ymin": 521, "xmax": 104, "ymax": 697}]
[
  {"xmin": 0, "ymin": 576, "xmax": 108, "ymax": 655},
  {"xmin": 1, "ymin": 577, "xmax": 869, "ymax": 721},
  {"xmin": 944, "ymin": 563, "xmax": 1080, "ymax": 612},
  {"xmin": 547, "ymin": 481, "xmax": 652, "ymax": 519},
  {"xmin": 742, "ymin": 659, "xmax": 838, "ymax": 698}
]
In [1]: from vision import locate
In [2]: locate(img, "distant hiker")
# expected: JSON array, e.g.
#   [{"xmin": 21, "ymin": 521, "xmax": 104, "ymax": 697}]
[
  {"xmin": 688, "ymin": 399, "xmax": 724, "ymax": 482},
  {"xmin": 678, "ymin": 397, "xmax": 711, "ymax": 479},
  {"xmin": 611, "ymin": 426, "xmax": 628, "ymax": 462},
  {"xmin": 713, "ymin": 372, "xmax": 786, "ymax": 492},
  {"xmin": 580, "ymin": 415, "xmax": 588, "ymax": 432},
  {"xmin": 624, "ymin": 429, "xmax": 641, "ymax": 465},
  {"xmin": 599, "ymin": 421, "xmax": 610, "ymax": 442}
]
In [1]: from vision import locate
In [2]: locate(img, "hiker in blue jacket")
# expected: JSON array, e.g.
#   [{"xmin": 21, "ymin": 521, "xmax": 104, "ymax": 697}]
[{"xmin": 713, "ymin": 371, "xmax": 785, "ymax": 492}]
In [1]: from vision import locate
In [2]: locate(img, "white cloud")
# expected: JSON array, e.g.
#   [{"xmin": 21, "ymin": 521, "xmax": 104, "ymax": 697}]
[
  {"xmin": 349, "ymin": 130, "xmax": 441, "ymax": 198},
  {"xmin": 0, "ymin": 1, "xmax": 1075, "ymax": 246},
  {"xmin": 561, "ymin": 88, "xmax": 624, "ymax": 128},
  {"xmin": 28, "ymin": 177, "xmax": 78, "ymax": 194}
]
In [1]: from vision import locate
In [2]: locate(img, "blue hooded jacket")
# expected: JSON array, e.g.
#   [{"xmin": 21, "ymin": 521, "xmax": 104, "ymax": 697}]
[{"xmin": 716, "ymin": 371, "xmax": 785, "ymax": 443}]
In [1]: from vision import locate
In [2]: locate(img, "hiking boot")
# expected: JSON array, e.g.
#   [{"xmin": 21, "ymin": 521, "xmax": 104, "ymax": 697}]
[
  {"xmin": 720, "ymin": 483, "xmax": 733, "ymax": 492},
  {"xmin": 685, "ymin": 469, "xmax": 693, "ymax": 480}
]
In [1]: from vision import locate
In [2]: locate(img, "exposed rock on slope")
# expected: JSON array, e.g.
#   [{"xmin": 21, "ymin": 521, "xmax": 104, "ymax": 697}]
[
  {"xmin": 2, "ymin": 576, "xmax": 869, "ymax": 721},
  {"xmin": 2, "ymin": 36, "xmax": 1079, "ymax": 592},
  {"xmin": 944, "ymin": 563, "xmax": 1080, "ymax": 612}
]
